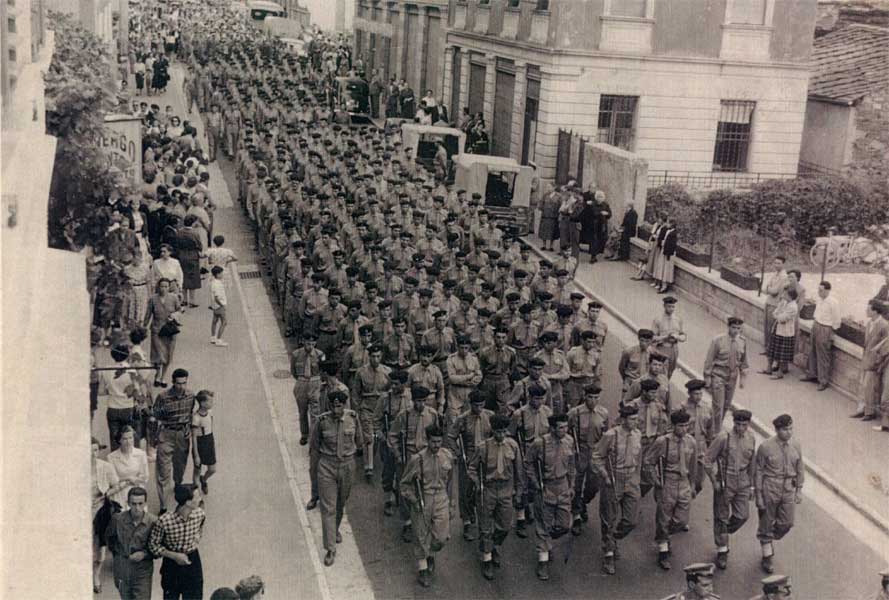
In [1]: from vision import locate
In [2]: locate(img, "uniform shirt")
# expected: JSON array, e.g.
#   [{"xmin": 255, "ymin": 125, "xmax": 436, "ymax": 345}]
[
  {"xmin": 469, "ymin": 436, "xmax": 525, "ymax": 490},
  {"xmin": 310, "ymin": 410, "xmax": 359, "ymax": 458},
  {"xmin": 509, "ymin": 375, "xmax": 552, "ymax": 408},
  {"xmin": 682, "ymin": 401, "xmax": 713, "ymax": 457},
  {"xmin": 509, "ymin": 319, "xmax": 541, "ymax": 352},
  {"xmin": 422, "ymin": 327, "xmax": 457, "ymax": 364},
  {"xmin": 319, "ymin": 378, "xmax": 351, "ymax": 414},
  {"xmin": 626, "ymin": 397, "xmax": 670, "ymax": 440},
  {"xmin": 450, "ymin": 408, "xmax": 494, "ymax": 452},
  {"xmin": 594, "ymin": 426, "xmax": 643, "ymax": 477},
  {"xmin": 300, "ymin": 287, "xmax": 328, "ymax": 317},
  {"xmin": 353, "ymin": 364, "xmax": 392, "ymax": 406},
  {"xmin": 479, "ymin": 345, "xmax": 517, "ymax": 378},
  {"xmin": 703, "ymin": 334, "xmax": 749, "ymax": 381},
  {"xmin": 510, "ymin": 404, "xmax": 552, "ymax": 442},
  {"xmin": 534, "ymin": 348, "xmax": 571, "ymax": 386},
  {"xmin": 526, "ymin": 433, "xmax": 576, "ymax": 495},
  {"xmin": 618, "ymin": 344, "xmax": 649, "ymax": 384},
  {"xmin": 567, "ymin": 404, "xmax": 609, "ymax": 459},
  {"xmin": 566, "ymin": 345, "xmax": 602, "ymax": 380},
  {"xmin": 755, "ymin": 436, "xmax": 804, "ymax": 492},
  {"xmin": 645, "ymin": 432, "xmax": 697, "ymax": 480},
  {"xmin": 148, "ymin": 506, "xmax": 206, "ymax": 556},
  {"xmin": 446, "ymin": 353, "xmax": 483, "ymax": 387},
  {"xmin": 291, "ymin": 347, "xmax": 324, "ymax": 379},
  {"xmin": 449, "ymin": 308, "xmax": 478, "ymax": 333},
  {"xmin": 704, "ymin": 428, "xmax": 756, "ymax": 489},
  {"xmin": 622, "ymin": 373, "xmax": 670, "ymax": 410},
  {"xmin": 406, "ymin": 363, "xmax": 445, "ymax": 409},
  {"xmin": 401, "ymin": 447, "xmax": 455, "ymax": 498},
  {"xmin": 571, "ymin": 319, "xmax": 608, "ymax": 349},
  {"xmin": 337, "ymin": 315, "xmax": 370, "ymax": 349},
  {"xmin": 471, "ymin": 324, "xmax": 496, "ymax": 353},
  {"xmin": 383, "ymin": 332, "xmax": 416, "ymax": 368},
  {"xmin": 652, "ymin": 313, "xmax": 685, "ymax": 349},
  {"xmin": 342, "ymin": 343, "xmax": 370, "ymax": 383}
]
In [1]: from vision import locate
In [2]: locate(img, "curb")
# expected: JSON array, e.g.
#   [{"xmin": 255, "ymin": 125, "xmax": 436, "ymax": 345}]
[{"xmin": 524, "ymin": 239, "xmax": 889, "ymax": 538}]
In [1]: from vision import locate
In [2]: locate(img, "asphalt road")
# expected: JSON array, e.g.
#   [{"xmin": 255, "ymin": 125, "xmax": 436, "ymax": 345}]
[{"xmin": 211, "ymin": 156, "xmax": 887, "ymax": 600}]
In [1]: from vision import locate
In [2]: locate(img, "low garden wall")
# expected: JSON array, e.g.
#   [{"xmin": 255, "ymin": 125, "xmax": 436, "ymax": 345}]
[{"xmin": 629, "ymin": 237, "xmax": 864, "ymax": 396}]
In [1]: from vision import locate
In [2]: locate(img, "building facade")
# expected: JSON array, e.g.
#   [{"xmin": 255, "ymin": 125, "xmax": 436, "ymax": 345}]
[
  {"xmin": 1, "ymin": 0, "xmax": 46, "ymax": 109},
  {"xmin": 442, "ymin": 0, "xmax": 818, "ymax": 181},
  {"xmin": 353, "ymin": 0, "xmax": 450, "ymax": 102}
]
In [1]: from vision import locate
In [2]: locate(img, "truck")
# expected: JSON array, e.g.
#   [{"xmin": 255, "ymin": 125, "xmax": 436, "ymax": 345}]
[{"xmin": 453, "ymin": 154, "xmax": 534, "ymax": 235}]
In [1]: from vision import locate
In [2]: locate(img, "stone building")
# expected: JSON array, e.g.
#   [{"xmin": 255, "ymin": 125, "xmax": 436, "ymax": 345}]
[
  {"xmin": 352, "ymin": 1, "xmax": 451, "ymax": 102},
  {"xmin": 440, "ymin": 0, "xmax": 818, "ymax": 182},
  {"xmin": 799, "ymin": 24, "xmax": 889, "ymax": 183}
]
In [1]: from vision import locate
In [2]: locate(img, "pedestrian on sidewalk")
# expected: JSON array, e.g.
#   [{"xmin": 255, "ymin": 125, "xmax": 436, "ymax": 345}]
[
  {"xmin": 633, "ymin": 213, "xmax": 665, "ymax": 282},
  {"xmin": 801, "ymin": 281, "xmax": 841, "ymax": 391},
  {"xmin": 310, "ymin": 390, "xmax": 358, "ymax": 567},
  {"xmin": 762, "ymin": 257, "xmax": 789, "ymax": 353},
  {"xmin": 611, "ymin": 202, "xmax": 638, "ymax": 262},
  {"xmin": 149, "ymin": 483, "xmax": 206, "ymax": 600},
  {"xmin": 702, "ymin": 317, "xmax": 748, "ymax": 437},
  {"xmin": 105, "ymin": 486, "xmax": 157, "ymax": 600},
  {"xmin": 208, "ymin": 266, "xmax": 229, "ymax": 346},
  {"xmin": 176, "ymin": 215, "xmax": 204, "ymax": 309},
  {"xmin": 538, "ymin": 187, "xmax": 561, "ymax": 252},
  {"xmin": 704, "ymin": 408, "xmax": 755, "ymax": 570},
  {"xmin": 144, "ymin": 278, "xmax": 183, "ymax": 387},
  {"xmin": 853, "ymin": 300, "xmax": 889, "ymax": 421},
  {"xmin": 152, "ymin": 368, "xmax": 195, "ymax": 512},
  {"xmin": 655, "ymin": 217, "xmax": 677, "ymax": 294},
  {"xmin": 191, "ymin": 390, "xmax": 217, "ymax": 495},
  {"xmin": 761, "ymin": 287, "xmax": 799, "ymax": 380},
  {"xmin": 755, "ymin": 414, "xmax": 803, "ymax": 575},
  {"xmin": 652, "ymin": 295, "xmax": 686, "ymax": 379},
  {"xmin": 99, "ymin": 344, "xmax": 142, "ymax": 452}
]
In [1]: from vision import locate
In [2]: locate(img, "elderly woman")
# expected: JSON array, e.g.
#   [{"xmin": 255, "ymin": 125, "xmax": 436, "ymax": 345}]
[
  {"xmin": 107, "ymin": 426, "xmax": 149, "ymax": 508},
  {"xmin": 761, "ymin": 287, "xmax": 800, "ymax": 379},
  {"xmin": 186, "ymin": 192, "xmax": 212, "ymax": 251},
  {"xmin": 152, "ymin": 243, "xmax": 184, "ymax": 299},
  {"xmin": 177, "ymin": 214, "xmax": 204, "ymax": 308},
  {"xmin": 92, "ymin": 437, "xmax": 127, "ymax": 594},
  {"xmin": 143, "ymin": 278, "xmax": 182, "ymax": 387},
  {"xmin": 538, "ymin": 185, "xmax": 561, "ymax": 251}
]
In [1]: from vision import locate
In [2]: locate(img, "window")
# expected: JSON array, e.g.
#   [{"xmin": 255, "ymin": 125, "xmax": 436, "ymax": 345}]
[
  {"xmin": 713, "ymin": 100, "xmax": 755, "ymax": 172},
  {"xmin": 479, "ymin": 0, "xmax": 490, "ymax": 5},
  {"xmin": 507, "ymin": 0, "xmax": 520, "ymax": 7},
  {"xmin": 7, "ymin": 17, "xmax": 16, "ymax": 33},
  {"xmin": 609, "ymin": 0, "xmax": 647, "ymax": 17},
  {"xmin": 597, "ymin": 95, "xmax": 638, "ymax": 151},
  {"xmin": 536, "ymin": 0, "xmax": 549, "ymax": 10},
  {"xmin": 726, "ymin": 0, "xmax": 766, "ymax": 25},
  {"xmin": 8, "ymin": 48, "xmax": 15, "ymax": 62}
]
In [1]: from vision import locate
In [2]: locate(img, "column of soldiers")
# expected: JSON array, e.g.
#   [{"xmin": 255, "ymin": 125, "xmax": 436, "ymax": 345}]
[{"xmin": 190, "ymin": 19, "xmax": 809, "ymax": 595}]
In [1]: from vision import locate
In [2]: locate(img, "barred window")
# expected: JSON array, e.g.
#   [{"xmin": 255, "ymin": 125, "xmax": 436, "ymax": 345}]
[
  {"xmin": 507, "ymin": 0, "xmax": 520, "ymax": 7},
  {"xmin": 8, "ymin": 17, "xmax": 16, "ymax": 33},
  {"xmin": 597, "ymin": 95, "xmax": 637, "ymax": 151},
  {"xmin": 713, "ymin": 100, "xmax": 755, "ymax": 172}
]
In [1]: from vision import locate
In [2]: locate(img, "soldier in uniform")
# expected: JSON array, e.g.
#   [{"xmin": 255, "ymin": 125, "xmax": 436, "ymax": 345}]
[
  {"xmin": 534, "ymin": 331, "xmax": 570, "ymax": 415},
  {"xmin": 449, "ymin": 390, "xmax": 493, "ymax": 542},
  {"xmin": 353, "ymin": 344, "xmax": 391, "ymax": 480},
  {"xmin": 510, "ymin": 384, "xmax": 552, "ymax": 538},
  {"xmin": 308, "ymin": 390, "xmax": 358, "ymax": 566},
  {"xmin": 652, "ymin": 295, "xmax": 686, "ymax": 379},
  {"xmin": 703, "ymin": 317, "xmax": 749, "ymax": 437},
  {"xmin": 755, "ymin": 414, "xmax": 803, "ymax": 574},
  {"xmin": 567, "ymin": 384, "xmax": 609, "ymax": 535},
  {"xmin": 479, "ymin": 327, "xmax": 518, "ymax": 414},
  {"xmin": 525, "ymin": 413, "xmax": 575, "ymax": 581},
  {"xmin": 660, "ymin": 562, "xmax": 720, "ymax": 600},
  {"xmin": 749, "ymin": 575, "xmax": 793, "ymax": 600},
  {"xmin": 623, "ymin": 353, "xmax": 671, "ymax": 411},
  {"xmin": 705, "ymin": 408, "xmax": 755, "ymax": 570},
  {"xmin": 592, "ymin": 404, "xmax": 642, "ymax": 575},
  {"xmin": 400, "ymin": 424, "xmax": 456, "ymax": 588},
  {"xmin": 566, "ymin": 330, "xmax": 603, "ymax": 407},
  {"xmin": 624, "ymin": 378, "xmax": 670, "ymax": 498},
  {"xmin": 469, "ymin": 414, "xmax": 525, "ymax": 581},
  {"xmin": 375, "ymin": 370, "xmax": 411, "ymax": 516},
  {"xmin": 445, "ymin": 335, "xmax": 483, "ymax": 419},
  {"xmin": 683, "ymin": 379, "xmax": 714, "ymax": 495},
  {"xmin": 291, "ymin": 333, "xmax": 325, "ymax": 446},
  {"xmin": 644, "ymin": 408, "xmax": 698, "ymax": 570},
  {"xmin": 509, "ymin": 356, "xmax": 553, "ymax": 411},
  {"xmin": 408, "ymin": 345, "xmax": 446, "ymax": 413},
  {"xmin": 618, "ymin": 328, "xmax": 654, "ymax": 392},
  {"xmin": 383, "ymin": 317, "xmax": 416, "ymax": 371}
]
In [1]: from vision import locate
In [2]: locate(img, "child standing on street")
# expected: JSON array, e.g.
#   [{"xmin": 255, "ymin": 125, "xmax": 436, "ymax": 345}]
[
  {"xmin": 209, "ymin": 265, "xmax": 229, "ymax": 346},
  {"xmin": 192, "ymin": 390, "xmax": 217, "ymax": 495}
]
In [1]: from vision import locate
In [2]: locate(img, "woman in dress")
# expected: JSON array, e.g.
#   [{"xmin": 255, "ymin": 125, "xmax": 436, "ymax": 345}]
[
  {"xmin": 152, "ymin": 243, "xmax": 183, "ymax": 299},
  {"xmin": 762, "ymin": 287, "xmax": 799, "ymax": 379},
  {"xmin": 186, "ymin": 192, "xmax": 212, "ymax": 252},
  {"xmin": 143, "ymin": 278, "xmax": 182, "ymax": 387},
  {"xmin": 107, "ymin": 426, "xmax": 149, "ymax": 508},
  {"xmin": 633, "ymin": 213, "xmax": 664, "ymax": 282},
  {"xmin": 91, "ymin": 437, "xmax": 126, "ymax": 594},
  {"xmin": 121, "ymin": 251, "xmax": 151, "ymax": 331},
  {"xmin": 537, "ymin": 187, "xmax": 561, "ymax": 251},
  {"xmin": 656, "ymin": 218, "xmax": 678, "ymax": 293},
  {"xmin": 176, "ymin": 214, "xmax": 204, "ymax": 307}
]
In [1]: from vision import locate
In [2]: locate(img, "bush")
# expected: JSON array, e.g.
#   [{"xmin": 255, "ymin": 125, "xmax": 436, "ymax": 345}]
[{"xmin": 645, "ymin": 183, "xmax": 693, "ymax": 223}]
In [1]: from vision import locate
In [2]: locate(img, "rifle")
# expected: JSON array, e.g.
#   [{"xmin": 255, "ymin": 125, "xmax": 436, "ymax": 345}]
[
  {"xmin": 476, "ymin": 446, "xmax": 485, "ymax": 529},
  {"xmin": 718, "ymin": 440, "xmax": 728, "ymax": 493},
  {"xmin": 657, "ymin": 438, "xmax": 667, "ymax": 489},
  {"xmin": 416, "ymin": 454, "xmax": 426, "ymax": 513}
]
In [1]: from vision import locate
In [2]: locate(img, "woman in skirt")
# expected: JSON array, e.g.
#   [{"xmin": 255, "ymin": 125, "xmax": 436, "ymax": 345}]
[
  {"xmin": 176, "ymin": 214, "xmax": 204, "ymax": 308},
  {"xmin": 761, "ymin": 287, "xmax": 799, "ymax": 379},
  {"xmin": 656, "ymin": 218, "xmax": 677, "ymax": 293},
  {"xmin": 143, "ymin": 278, "xmax": 182, "ymax": 387},
  {"xmin": 538, "ymin": 187, "xmax": 561, "ymax": 251}
]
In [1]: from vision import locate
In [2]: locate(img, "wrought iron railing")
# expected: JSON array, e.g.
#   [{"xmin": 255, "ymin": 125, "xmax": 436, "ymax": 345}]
[{"xmin": 646, "ymin": 168, "xmax": 831, "ymax": 190}]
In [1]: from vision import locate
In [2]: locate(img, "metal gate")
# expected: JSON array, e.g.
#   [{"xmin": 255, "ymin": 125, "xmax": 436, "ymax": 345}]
[
  {"xmin": 492, "ymin": 66, "xmax": 515, "ymax": 157},
  {"xmin": 468, "ymin": 61, "xmax": 485, "ymax": 116},
  {"xmin": 555, "ymin": 129, "xmax": 572, "ymax": 185}
]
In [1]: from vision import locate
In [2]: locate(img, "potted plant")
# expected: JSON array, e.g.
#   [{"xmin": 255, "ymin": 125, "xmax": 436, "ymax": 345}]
[
  {"xmin": 717, "ymin": 229, "xmax": 761, "ymax": 291},
  {"xmin": 676, "ymin": 242, "xmax": 711, "ymax": 268},
  {"xmin": 837, "ymin": 316, "xmax": 865, "ymax": 347}
]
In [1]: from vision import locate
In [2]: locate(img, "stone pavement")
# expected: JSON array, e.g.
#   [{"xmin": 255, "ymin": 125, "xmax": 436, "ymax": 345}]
[{"xmin": 524, "ymin": 233, "xmax": 889, "ymax": 530}]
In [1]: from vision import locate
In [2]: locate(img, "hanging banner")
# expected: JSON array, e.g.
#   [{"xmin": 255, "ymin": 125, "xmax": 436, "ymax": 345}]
[{"xmin": 98, "ymin": 114, "xmax": 142, "ymax": 184}]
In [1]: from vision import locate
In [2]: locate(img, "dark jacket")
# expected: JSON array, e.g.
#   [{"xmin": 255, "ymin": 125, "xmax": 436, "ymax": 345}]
[{"xmin": 661, "ymin": 227, "xmax": 678, "ymax": 258}]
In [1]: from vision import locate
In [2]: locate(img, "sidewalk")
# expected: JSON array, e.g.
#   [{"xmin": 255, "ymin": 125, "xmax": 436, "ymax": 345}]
[{"xmin": 524, "ymin": 234, "xmax": 889, "ymax": 529}]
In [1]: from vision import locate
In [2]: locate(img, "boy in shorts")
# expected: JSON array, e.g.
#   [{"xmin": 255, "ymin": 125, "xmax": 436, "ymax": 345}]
[
  {"xmin": 209, "ymin": 266, "xmax": 228, "ymax": 346},
  {"xmin": 206, "ymin": 234, "xmax": 238, "ymax": 276},
  {"xmin": 192, "ymin": 390, "xmax": 217, "ymax": 495}
]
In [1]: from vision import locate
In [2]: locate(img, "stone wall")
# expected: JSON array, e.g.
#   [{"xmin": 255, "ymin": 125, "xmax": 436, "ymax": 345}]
[
  {"xmin": 845, "ymin": 87, "xmax": 889, "ymax": 187},
  {"xmin": 580, "ymin": 142, "xmax": 649, "ymax": 223},
  {"xmin": 629, "ymin": 239, "xmax": 864, "ymax": 395}
]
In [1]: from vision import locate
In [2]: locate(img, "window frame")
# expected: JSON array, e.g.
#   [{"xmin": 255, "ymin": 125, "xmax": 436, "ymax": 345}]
[
  {"xmin": 596, "ymin": 94, "xmax": 639, "ymax": 152},
  {"xmin": 724, "ymin": 0, "xmax": 775, "ymax": 27},
  {"xmin": 7, "ymin": 16, "xmax": 16, "ymax": 33},
  {"xmin": 602, "ymin": 0, "xmax": 654, "ymax": 19},
  {"xmin": 712, "ymin": 99, "xmax": 756, "ymax": 173}
]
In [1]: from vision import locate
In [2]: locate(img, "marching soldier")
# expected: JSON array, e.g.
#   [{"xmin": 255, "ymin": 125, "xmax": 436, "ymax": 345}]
[
  {"xmin": 755, "ymin": 414, "xmax": 803, "ymax": 574},
  {"xmin": 400, "ymin": 424, "xmax": 456, "ymax": 588},
  {"xmin": 510, "ymin": 384, "xmax": 552, "ymax": 538},
  {"xmin": 566, "ymin": 330, "xmax": 603, "ymax": 407},
  {"xmin": 623, "ymin": 352, "xmax": 671, "ymax": 411},
  {"xmin": 353, "ymin": 344, "xmax": 391, "ymax": 481},
  {"xmin": 291, "ymin": 333, "xmax": 324, "ymax": 446},
  {"xmin": 703, "ymin": 317, "xmax": 749, "ymax": 437},
  {"xmin": 526, "ymin": 413, "xmax": 575, "ymax": 581},
  {"xmin": 468, "ymin": 414, "xmax": 524, "ymax": 580},
  {"xmin": 644, "ymin": 408, "xmax": 698, "ymax": 571},
  {"xmin": 660, "ymin": 562, "xmax": 720, "ymax": 600},
  {"xmin": 652, "ymin": 295, "xmax": 686, "ymax": 379},
  {"xmin": 508, "ymin": 356, "xmax": 553, "ymax": 411},
  {"xmin": 592, "ymin": 404, "xmax": 642, "ymax": 575},
  {"xmin": 449, "ymin": 390, "xmax": 493, "ymax": 542},
  {"xmin": 445, "ymin": 335, "xmax": 483, "ymax": 419},
  {"xmin": 618, "ymin": 328, "xmax": 654, "ymax": 392},
  {"xmin": 705, "ymin": 408, "xmax": 755, "ymax": 570},
  {"xmin": 308, "ymin": 390, "xmax": 358, "ymax": 566},
  {"xmin": 567, "ymin": 384, "xmax": 609, "ymax": 535},
  {"xmin": 479, "ymin": 327, "xmax": 517, "ymax": 414},
  {"xmin": 375, "ymin": 370, "xmax": 411, "ymax": 516},
  {"xmin": 624, "ymin": 378, "xmax": 670, "ymax": 497},
  {"xmin": 534, "ymin": 331, "xmax": 570, "ymax": 415},
  {"xmin": 683, "ymin": 379, "xmax": 714, "ymax": 495},
  {"xmin": 407, "ymin": 345, "xmax": 446, "ymax": 413}
]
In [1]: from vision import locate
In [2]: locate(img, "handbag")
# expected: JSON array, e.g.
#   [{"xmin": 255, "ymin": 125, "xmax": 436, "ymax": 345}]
[{"xmin": 158, "ymin": 318, "xmax": 181, "ymax": 338}]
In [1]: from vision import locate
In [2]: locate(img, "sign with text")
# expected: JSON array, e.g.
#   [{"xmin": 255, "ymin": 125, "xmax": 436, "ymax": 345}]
[{"xmin": 98, "ymin": 114, "xmax": 142, "ymax": 184}]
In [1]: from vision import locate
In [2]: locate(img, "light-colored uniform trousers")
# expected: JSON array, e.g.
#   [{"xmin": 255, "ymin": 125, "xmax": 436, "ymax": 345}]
[
  {"xmin": 478, "ymin": 480, "xmax": 514, "ymax": 554},
  {"xmin": 709, "ymin": 374, "xmax": 738, "ymax": 437},
  {"xmin": 756, "ymin": 478, "xmax": 796, "ymax": 544},
  {"xmin": 713, "ymin": 477, "xmax": 752, "ymax": 548},
  {"xmin": 533, "ymin": 478, "xmax": 572, "ymax": 555},
  {"xmin": 317, "ymin": 454, "xmax": 355, "ymax": 552},
  {"xmin": 599, "ymin": 472, "xmax": 640, "ymax": 554},
  {"xmin": 411, "ymin": 490, "xmax": 450, "ymax": 559},
  {"xmin": 293, "ymin": 377, "xmax": 322, "ymax": 437},
  {"xmin": 654, "ymin": 473, "xmax": 693, "ymax": 546}
]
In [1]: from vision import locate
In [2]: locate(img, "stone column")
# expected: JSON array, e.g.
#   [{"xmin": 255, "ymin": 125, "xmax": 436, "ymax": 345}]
[
  {"xmin": 510, "ymin": 60, "xmax": 527, "ymax": 161},
  {"xmin": 442, "ymin": 44, "xmax": 454, "ymax": 117},
  {"xmin": 483, "ymin": 52, "xmax": 496, "ymax": 132},
  {"xmin": 415, "ymin": 8, "xmax": 429, "ymax": 93},
  {"xmin": 458, "ymin": 48, "xmax": 471, "ymax": 115}
]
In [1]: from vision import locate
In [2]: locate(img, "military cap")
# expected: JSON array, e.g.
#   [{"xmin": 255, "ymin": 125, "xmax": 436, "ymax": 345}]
[
  {"xmin": 506, "ymin": 292, "xmax": 521, "ymax": 302},
  {"xmin": 671, "ymin": 409, "xmax": 691, "ymax": 424},
  {"xmin": 477, "ymin": 308, "xmax": 493, "ymax": 318},
  {"xmin": 580, "ymin": 330, "xmax": 596, "ymax": 340},
  {"xmin": 733, "ymin": 409, "xmax": 752, "ymax": 422},
  {"xmin": 683, "ymin": 563, "xmax": 715, "ymax": 581},
  {"xmin": 494, "ymin": 326, "xmax": 509, "ymax": 335},
  {"xmin": 663, "ymin": 296, "xmax": 678, "ymax": 304},
  {"xmin": 481, "ymin": 282, "xmax": 495, "ymax": 291},
  {"xmin": 389, "ymin": 370, "xmax": 409, "ymax": 383},
  {"xmin": 555, "ymin": 269, "xmax": 570, "ymax": 277},
  {"xmin": 302, "ymin": 332, "xmax": 318, "ymax": 341},
  {"xmin": 432, "ymin": 309, "xmax": 448, "ymax": 318},
  {"xmin": 529, "ymin": 384, "xmax": 547, "ymax": 397},
  {"xmin": 519, "ymin": 303, "xmax": 534, "ymax": 315},
  {"xmin": 419, "ymin": 344, "xmax": 436, "ymax": 355},
  {"xmin": 328, "ymin": 288, "xmax": 342, "ymax": 297},
  {"xmin": 364, "ymin": 281, "xmax": 378, "ymax": 291},
  {"xmin": 460, "ymin": 293, "xmax": 475, "ymax": 303},
  {"xmin": 556, "ymin": 305, "xmax": 574, "ymax": 317},
  {"xmin": 539, "ymin": 331, "xmax": 559, "ymax": 343},
  {"xmin": 587, "ymin": 300, "xmax": 603, "ymax": 309},
  {"xmin": 444, "ymin": 279, "xmax": 458, "ymax": 289},
  {"xmin": 537, "ymin": 291, "xmax": 554, "ymax": 302},
  {"xmin": 411, "ymin": 385, "xmax": 431, "ymax": 400},
  {"xmin": 772, "ymin": 414, "xmax": 793, "ymax": 429},
  {"xmin": 761, "ymin": 575, "xmax": 790, "ymax": 593},
  {"xmin": 637, "ymin": 328, "xmax": 655, "ymax": 339},
  {"xmin": 456, "ymin": 334, "xmax": 472, "ymax": 346},
  {"xmin": 640, "ymin": 378, "xmax": 661, "ymax": 391},
  {"xmin": 727, "ymin": 316, "xmax": 744, "ymax": 326},
  {"xmin": 418, "ymin": 288, "xmax": 434, "ymax": 298},
  {"xmin": 404, "ymin": 276, "xmax": 419, "ymax": 286},
  {"xmin": 514, "ymin": 269, "xmax": 528, "ymax": 279},
  {"xmin": 619, "ymin": 404, "xmax": 639, "ymax": 417},
  {"xmin": 329, "ymin": 390, "xmax": 348, "ymax": 404},
  {"xmin": 469, "ymin": 390, "xmax": 486, "ymax": 405},
  {"xmin": 378, "ymin": 300, "xmax": 392, "ymax": 309},
  {"xmin": 311, "ymin": 273, "xmax": 326, "ymax": 281},
  {"xmin": 685, "ymin": 379, "xmax": 707, "ymax": 392},
  {"xmin": 368, "ymin": 343, "xmax": 384, "ymax": 354},
  {"xmin": 529, "ymin": 357, "xmax": 546, "ymax": 368},
  {"xmin": 358, "ymin": 324, "xmax": 374, "ymax": 335}
]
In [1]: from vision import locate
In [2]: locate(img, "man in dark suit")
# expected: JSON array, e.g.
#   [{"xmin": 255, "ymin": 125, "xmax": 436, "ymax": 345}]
[{"xmin": 610, "ymin": 202, "xmax": 638, "ymax": 261}]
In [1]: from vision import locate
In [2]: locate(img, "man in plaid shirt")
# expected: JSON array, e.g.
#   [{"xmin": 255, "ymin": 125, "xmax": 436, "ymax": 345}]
[
  {"xmin": 153, "ymin": 368, "xmax": 196, "ymax": 512},
  {"xmin": 149, "ymin": 484, "xmax": 206, "ymax": 599}
]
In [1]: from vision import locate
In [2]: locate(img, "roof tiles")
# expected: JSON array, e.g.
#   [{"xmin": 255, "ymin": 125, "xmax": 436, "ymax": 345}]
[{"xmin": 809, "ymin": 24, "xmax": 889, "ymax": 104}]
